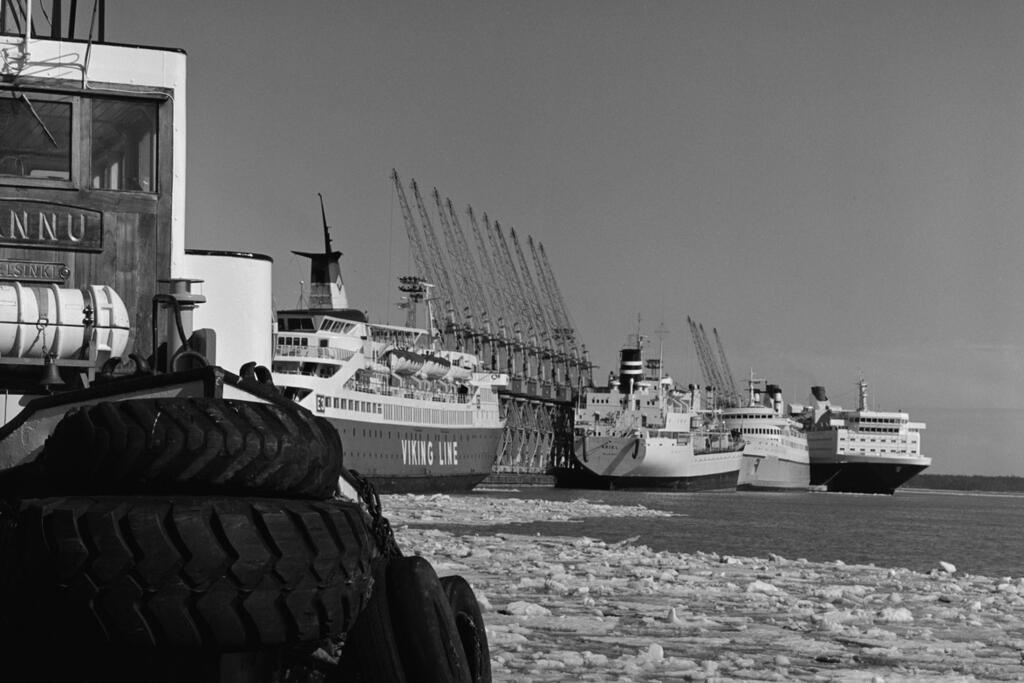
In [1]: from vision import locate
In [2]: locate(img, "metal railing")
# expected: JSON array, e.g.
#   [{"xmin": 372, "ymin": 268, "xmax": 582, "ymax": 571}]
[{"xmin": 1, "ymin": 1, "xmax": 106, "ymax": 42}]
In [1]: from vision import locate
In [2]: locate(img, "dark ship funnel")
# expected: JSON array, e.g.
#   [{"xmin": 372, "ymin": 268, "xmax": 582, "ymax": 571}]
[{"xmin": 619, "ymin": 347, "xmax": 642, "ymax": 394}]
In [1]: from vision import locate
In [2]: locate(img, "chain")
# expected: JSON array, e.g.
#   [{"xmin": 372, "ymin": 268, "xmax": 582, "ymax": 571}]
[{"xmin": 347, "ymin": 470, "xmax": 402, "ymax": 560}]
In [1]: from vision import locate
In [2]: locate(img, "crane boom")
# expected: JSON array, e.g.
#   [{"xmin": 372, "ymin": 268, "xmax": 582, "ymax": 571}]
[
  {"xmin": 510, "ymin": 227, "xmax": 555, "ymax": 343},
  {"xmin": 538, "ymin": 243, "xmax": 579, "ymax": 354},
  {"xmin": 494, "ymin": 221, "xmax": 538, "ymax": 346},
  {"xmin": 411, "ymin": 179, "xmax": 460, "ymax": 327},
  {"xmin": 713, "ymin": 327, "xmax": 739, "ymax": 404},
  {"xmin": 698, "ymin": 323, "xmax": 727, "ymax": 396},
  {"xmin": 391, "ymin": 170, "xmax": 444, "ymax": 335},
  {"xmin": 431, "ymin": 187, "xmax": 478, "ymax": 330},
  {"xmin": 528, "ymin": 236, "xmax": 567, "ymax": 358},
  {"xmin": 445, "ymin": 197, "xmax": 492, "ymax": 334},
  {"xmin": 390, "ymin": 170, "xmax": 432, "ymax": 289},
  {"xmin": 688, "ymin": 316, "xmax": 719, "ymax": 393},
  {"xmin": 467, "ymin": 206, "xmax": 512, "ymax": 341}
]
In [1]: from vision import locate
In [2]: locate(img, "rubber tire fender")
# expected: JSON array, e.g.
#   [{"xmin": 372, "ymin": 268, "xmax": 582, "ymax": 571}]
[
  {"xmin": 387, "ymin": 556, "xmax": 472, "ymax": 682},
  {"xmin": 336, "ymin": 556, "xmax": 472, "ymax": 683},
  {"xmin": 0, "ymin": 495, "xmax": 378, "ymax": 650},
  {"xmin": 28, "ymin": 397, "xmax": 344, "ymax": 499},
  {"xmin": 334, "ymin": 559, "xmax": 407, "ymax": 682},
  {"xmin": 439, "ymin": 575, "xmax": 491, "ymax": 683}
]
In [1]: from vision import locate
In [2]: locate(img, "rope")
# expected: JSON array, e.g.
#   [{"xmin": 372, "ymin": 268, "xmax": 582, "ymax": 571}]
[{"xmin": 347, "ymin": 469, "xmax": 402, "ymax": 560}]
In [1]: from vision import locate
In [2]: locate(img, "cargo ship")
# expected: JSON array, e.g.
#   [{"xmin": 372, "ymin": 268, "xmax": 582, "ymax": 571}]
[
  {"xmin": 561, "ymin": 335, "xmax": 744, "ymax": 491},
  {"xmin": 723, "ymin": 375, "xmax": 810, "ymax": 491},
  {"xmin": 805, "ymin": 379, "xmax": 930, "ymax": 494},
  {"xmin": 270, "ymin": 210, "xmax": 506, "ymax": 493}
]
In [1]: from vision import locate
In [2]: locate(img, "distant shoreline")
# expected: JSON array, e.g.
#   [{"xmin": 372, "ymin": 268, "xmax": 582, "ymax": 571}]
[
  {"xmin": 904, "ymin": 473, "xmax": 1024, "ymax": 493},
  {"xmin": 902, "ymin": 487, "xmax": 1024, "ymax": 498}
]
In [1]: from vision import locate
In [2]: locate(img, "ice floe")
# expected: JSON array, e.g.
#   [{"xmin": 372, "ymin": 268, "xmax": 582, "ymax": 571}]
[{"xmin": 380, "ymin": 493, "xmax": 1024, "ymax": 681}]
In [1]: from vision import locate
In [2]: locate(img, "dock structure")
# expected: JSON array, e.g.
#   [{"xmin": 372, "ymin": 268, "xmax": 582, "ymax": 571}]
[{"xmin": 392, "ymin": 170, "xmax": 590, "ymax": 475}]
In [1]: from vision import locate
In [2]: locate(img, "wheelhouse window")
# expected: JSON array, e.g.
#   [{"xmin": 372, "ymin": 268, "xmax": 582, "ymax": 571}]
[
  {"xmin": 281, "ymin": 317, "xmax": 315, "ymax": 331},
  {"xmin": 91, "ymin": 99, "xmax": 157, "ymax": 191},
  {"xmin": 0, "ymin": 95, "xmax": 72, "ymax": 180}
]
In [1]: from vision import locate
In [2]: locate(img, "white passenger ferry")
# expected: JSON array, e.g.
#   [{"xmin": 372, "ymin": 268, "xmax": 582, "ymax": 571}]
[
  {"xmin": 805, "ymin": 379, "xmax": 929, "ymax": 494},
  {"xmin": 723, "ymin": 375, "xmax": 810, "ymax": 491},
  {"xmin": 270, "ymin": 220, "xmax": 506, "ymax": 493}
]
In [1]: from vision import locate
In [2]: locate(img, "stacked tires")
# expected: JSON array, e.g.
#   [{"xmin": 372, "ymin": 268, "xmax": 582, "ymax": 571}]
[
  {"xmin": 0, "ymin": 397, "xmax": 378, "ymax": 681},
  {"xmin": 0, "ymin": 395, "xmax": 492, "ymax": 682}
]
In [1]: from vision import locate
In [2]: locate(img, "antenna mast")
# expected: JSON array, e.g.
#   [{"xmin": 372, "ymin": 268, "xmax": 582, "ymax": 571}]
[{"xmin": 318, "ymin": 192, "xmax": 332, "ymax": 255}]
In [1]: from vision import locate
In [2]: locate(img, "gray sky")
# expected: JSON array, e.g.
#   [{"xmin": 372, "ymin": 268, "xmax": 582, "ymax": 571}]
[{"xmin": 114, "ymin": 1, "xmax": 1024, "ymax": 476}]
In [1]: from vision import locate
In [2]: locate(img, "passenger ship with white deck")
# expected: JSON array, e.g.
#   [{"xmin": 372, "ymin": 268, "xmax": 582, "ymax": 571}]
[
  {"xmin": 565, "ymin": 340, "xmax": 744, "ymax": 491},
  {"xmin": 270, "ymin": 216, "xmax": 506, "ymax": 493},
  {"xmin": 723, "ymin": 375, "xmax": 810, "ymax": 491},
  {"xmin": 805, "ymin": 379, "xmax": 929, "ymax": 494}
]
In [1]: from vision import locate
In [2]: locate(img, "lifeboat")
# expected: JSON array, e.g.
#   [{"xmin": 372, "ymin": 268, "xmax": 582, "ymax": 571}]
[
  {"xmin": 444, "ymin": 364, "xmax": 472, "ymax": 382},
  {"xmin": 418, "ymin": 355, "xmax": 451, "ymax": 381},
  {"xmin": 385, "ymin": 349, "xmax": 424, "ymax": 377}
]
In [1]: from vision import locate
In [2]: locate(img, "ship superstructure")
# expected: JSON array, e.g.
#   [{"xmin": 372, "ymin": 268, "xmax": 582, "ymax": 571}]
[
  {"xmin": 805, "ymin": 379, "xmax": 930, "ymax": 494},
  {"xmin": 723, "ymin": 374, "xmax": 810, "ymax": 491},
  {"xmin": 0, "ymin": 2, "xmax": 280, "ymax": 464},
  {"xmin": 563, "ymin": 328, "xmax": 743, "ymax": 491},
  {"xmin": 271, "ymin": 203, "xmax": 506, "ymax": 493}
]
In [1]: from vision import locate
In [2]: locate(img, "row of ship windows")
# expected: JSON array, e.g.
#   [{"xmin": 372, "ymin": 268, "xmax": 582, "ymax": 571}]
[
  {"xmin": 841, "ymin": 435, "xmax": 914, "ymax": 443},
  {"xmin": 839, "ymin": 448, "xmax": 913, "ymax": 455},
  {"xmin": 279, "ymin": 336, "xmax": 311, "ymax": 347},
  {"xmin": 278, "ymin": 318, "xmax": 359, "ymax": 333},
  {"xmin": 339, "ymin": 427, "xmax": 483, "ymax": 439},
  {"xmin": 324, "ymin": 397, "xmax": 384, "ymax": 414},
  {"xmin": 382, "ymin": 403, "xmax": 474, "ymax": 426}
]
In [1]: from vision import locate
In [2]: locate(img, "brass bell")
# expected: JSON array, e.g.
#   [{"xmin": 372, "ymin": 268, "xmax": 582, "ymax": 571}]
[{"xmin": 39, "ymin": 353, "xmax": 65, "ymax": 388}]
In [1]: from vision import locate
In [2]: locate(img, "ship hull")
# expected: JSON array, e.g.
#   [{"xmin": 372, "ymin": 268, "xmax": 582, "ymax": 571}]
[
  {"xmin": 328, "ymin": 417, "xmax": 501, "ymax": 494},
  {"xmin": 737, "ymin": 454, "xmax": 809, "ymax": 491},
  {"xmin": 561, "ymin": 435, "xmax": 741, "ymax": 492},
  {"xmin": 807, "ymin": 431, "xmax": 931, "ymax": 494},
  {"xmin": 555, "ymin": 464, "xmax": 739, "ymax": 492},
  {"xmin": 736, "ymin": 435, "xmax": 810, "ymax": 491},
  {"xmin": 809, "ymin": 461, "xmax": 929, "ymax": 495}
]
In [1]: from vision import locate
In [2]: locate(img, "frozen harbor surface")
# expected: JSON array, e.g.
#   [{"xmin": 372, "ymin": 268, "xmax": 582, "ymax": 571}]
[{"xmin": 383, "ymin": 493, "xmax": 1024, "ymax": 681}]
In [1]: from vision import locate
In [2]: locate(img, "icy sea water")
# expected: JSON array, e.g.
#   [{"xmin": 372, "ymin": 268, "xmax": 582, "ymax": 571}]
[{"xmin": 451, "ymin": 488, "xmax": 1024, "ymax": 578}]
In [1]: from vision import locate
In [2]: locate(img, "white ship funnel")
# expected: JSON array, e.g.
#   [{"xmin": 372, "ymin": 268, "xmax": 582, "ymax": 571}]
[
  {"xmin": 808, "ymin": 385, "xmax": 831, "ymax": 423},
  {"xmin": 766, "ymin": 384, "xmax": 784, "ymax": 414}
]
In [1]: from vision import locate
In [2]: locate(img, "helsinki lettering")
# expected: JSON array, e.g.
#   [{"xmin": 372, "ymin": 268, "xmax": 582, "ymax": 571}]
[
  {"xmin": 401, "ymin": 437, "xmax": 459, "ymax": 466},
  {"xmin": 0, "ymin": 260, "xmax": 69, "ymax": 283}
]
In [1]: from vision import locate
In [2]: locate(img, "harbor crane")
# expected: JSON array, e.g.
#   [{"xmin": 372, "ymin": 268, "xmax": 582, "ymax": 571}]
[
  {"xmin": 445, "ymin": 197, "xmax": 497, "ymax": 367},
  {"xmin": 393, "ymin": 169, "xmax": 587, "ymax": 474},
  {"xmin": 411, "ymin": 180, "xmax": 463, "ymax": 346},
  {"xmin": 713, "ymin": 327, "xmax": 740, "ymax": 404},
  {"xmin": 687, "ymin": 316, "xmax": 740, "ymax": 407},
  {"xmin": 510, "ymin": 226, "xmax": 558, "ymax": 388},
  {"xmin": 467, "ymin": 206, "xmax": 514, "ymax": 374},
  {"xmin": 391, "ymin": 170, "xmax": 444, "ymax": 342},
  {"xmin": 538, "ymin": 242, "xmax": 591, "ymax": 388},
  {"xmin": 432, "ymin": 187, "xmax": 485, "ymax": 357}
]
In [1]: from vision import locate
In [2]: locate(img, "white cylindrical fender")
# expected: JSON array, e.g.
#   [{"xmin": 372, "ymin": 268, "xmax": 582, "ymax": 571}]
[{"xmin": 0, "ymin": 283, "xmax": 130, "ymax": 361}]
